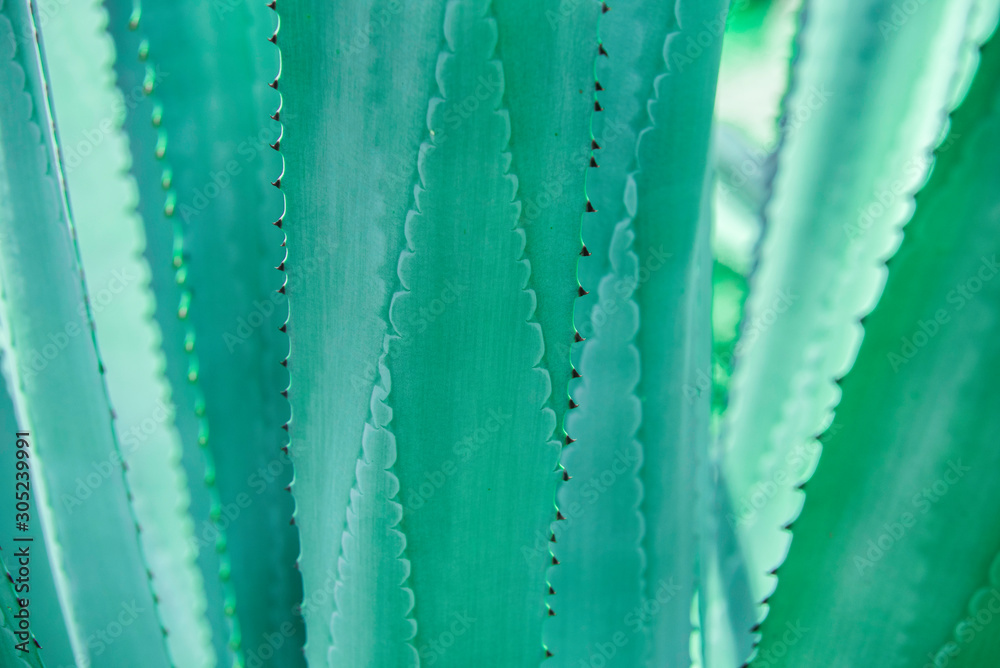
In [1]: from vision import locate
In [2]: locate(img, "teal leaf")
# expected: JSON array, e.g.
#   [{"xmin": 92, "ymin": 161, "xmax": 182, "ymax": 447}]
[
  {"xmin": 0, "ymin": 555, "xmax": 44, "ymax": 668},
  {"xmin": 0, "ymin": 0, "xmax": 170, "ymax": 664},
  {"xmin": 722, "ymin": 0, "xmax": 995, "ymax": 641},
  {"xmin": 549, "ymin": 1, "xmax": 726, "ymax": 665},
  {"xmin": 273, "ymin": 1, "xmax": 447, "ymax": 665},
  {"xmin": 41, "ymin": 0, "xmax": 212, "ymax": 664},
  {"xmin": 755, "ymin": 29, "xmax": 1000, "ymax": 667},
  {"xmin": 383, "ymin": 1, "xmax": 563, "ymax": 663},
  {"xmin": 106, "ymin": 1, "xmax": 302, "ymax": 664},
  {"xmin": 328, "ymin": 353, "xmax": 417, "ymax": 667},
  {"xmin": 493, "ymin": 0, "xmax": 600, "ymax": 436}
]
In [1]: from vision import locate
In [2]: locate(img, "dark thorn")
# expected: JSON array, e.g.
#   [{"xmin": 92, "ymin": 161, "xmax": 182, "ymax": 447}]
[
  {"xmin": 591, "ymin": 139, "xmax": 600, "ymax": 150},
  {"xmin": 578, "ymin": 286, "xmax": 589, "ymax": 296},
  {"xmin": 565, "ymin": 436, "xmax": 575, "ymax": 445},
  {"xmin": 271, "ymin": 111, "xmax": 280, "ymax": 121},
  {"xmin": 549, "ymin": 534, "xmax": 557, "ymax": 543},
  {"xmin": 595, "ymin": 81, "xmax": 604, "ymax": 91},
  {"xmin": 548, "ymin": 608, "xmax": 556, "ymax": 616},
  {"xmin": 574, "ymin": 332, "xmax": 585, "ymax": 342},
  {"xmin": 598, "ymin": 44, "xmax": 608, "ymax": 57},
  {"xmin": 585, "ymin": 200, "xmax": 597, "ymax": 212},
  {"xmin": 602, "ymin": 2, "xmax": 610, "ymax": 12},
  {"xmin": 594, "ymin": 101, "xmax": 603, "ymax": 112},
  {"xmin": 556, "ymin": 511, "xmax": 566, "ymax": 520},
  {"xmin": 277, "ymin": 262, "xmax": 285, "ymax": 271},
  {"xmin": 568, "ymin": 399, "xmax": 579, "ymax": 409},
  {"xmin": 548, "ymin": 586, "xmax": 555, "ymax": 595},
  {"xmin": 269, "ymin": 79, "xmax": 279, "ymax": 90},
  {"xmin": 590, "ymin": 157, "xmax": 599, "ymax": 168},
  {"xmin": 563, "ymin": 471, "xmax": 571, "ymax": 481},
  {"xmin": 280, "ymin": 359, "xmax": 288, "ymax": 367},
  {"xmin": 268, "ymin": 33, "xmax": 277, "ymax": 44},
  {"xmin": 281, "ymin": 390, "xmax": 288, "ymax": 398},
  {"xmin": 271, "ymin": 178, "xmax": 281, "ymax": 188},
  {"xmin": 270, "ymin": 140, "xmax": 280, "ymax": 150},
  {"xmin": 279, "ymin": 324, "xmax": 287, "ymax": 332},
  {"xmin": 572, "ymin": 369, "xmax": 581, "ymax": 378},
  {"xmin": 551, "ymin": 557, "xmax": 559, "ymax": 565},
  {"xmin": 580, "ymin": 245, "xmax": 592, "ymax": 256},
  {"xmin": 546, "ymin": 650, "xmax": 554, "ymax": 658}
]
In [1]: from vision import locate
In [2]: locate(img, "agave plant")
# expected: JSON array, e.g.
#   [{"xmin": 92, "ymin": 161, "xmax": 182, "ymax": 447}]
[{"xmin": 1, "ymin": 0, "xmax": 999, "ymax": 666}]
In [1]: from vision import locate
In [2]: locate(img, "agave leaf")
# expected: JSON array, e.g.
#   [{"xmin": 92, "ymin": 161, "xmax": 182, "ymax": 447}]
[
  {"xmin": 328, "ymin": 352, "xmax": 417, "ymax": 667},
  {"xmin": 0, "ymin": 356, "xmax": 70, "ymax": 667},
  {"xmin": 105, "ymin": 1, "xmax": 302, "ymax": 663},
  {"xmin": 0, "ymin": 555, "xmax": 44, "ymax": 668},
  {"xmin": 0, "ymin": 0, "xmax": 169, "ymax": 665},
  {"xmin": 722, "ymin": 0, "xmax": 993, "ymax": 634},
  {"xmin": 40, "ymin": 1, "xmax": 213, "ymax": 664},
  {"xmin": 755, "ymin": 30, "xmax": 1000, "ymax": 667},
  {"xmin": 492, "ymin": 0, "xmax": 599, "ymax": 436},
  {"xmin": 549, "ymin": 1, "xmax": 725, "ymax": 665},
  {"xmin": 272, "ymin": 1, "xmax": 446, "ymax": 664},
  {"xmin": 381, "ymin": 0, "xmax": 588, "ymax": 662},
  {"xmin": 101, "ymin": 2, "xmax": 235, "ymax": 662},
  {"xmin": 928, "ymin": 553, "xmax": 1000, "ymax": 667},
  {"xmin": 575, "ymin": 0, "xmax": 677, "ymax": 335}
]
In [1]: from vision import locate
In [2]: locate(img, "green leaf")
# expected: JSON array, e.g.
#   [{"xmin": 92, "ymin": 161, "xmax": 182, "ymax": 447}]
[
  {"xmin": 0, "ymin": 362, "xmax": 69, "ymax": 667},
  {"xmin": 381, "ymin": 1, "xmax": 574, "ymax": 663},
  {"xmin": 273, "ymin": 1, "xmax": 446, "ymax": 665},
  {"xmin": 927, "ymin": 552, "xmax": 1000, "ymax": 668},
  {"xmin": 722, "ymin": 0, "xmax": 993, "ymax": 635},
  {"xmin": 40, "ymin": 1, "xmax": 212, "ymax": 664},
  {"xmin": 0, "ymin": 555, "xmax": 44, "ymax": 668},
  {"xmin": 755, "ymin": 30, "xmax": 1000, "ymax": 667},
  {"xmin": 102, "ymin": 2, "xmax": 236, "ymax": 662},
  {"xmin": 548, "ymin": 1, "xmax": 725, "ymax": 666},
  {"xmin": 492, "ymin": 0, "xmax": 599, "ymax": 437},
  {"xmin": 328, "ymin": 354, "xmax": 417, "ymax": 667},
  {"xmin": 106, "ymin": 1, "xmax": 302, "ymax": 663},
  {"xmin": 0, "ymin": 0, "xmax": 169, "ymax": 665}
]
